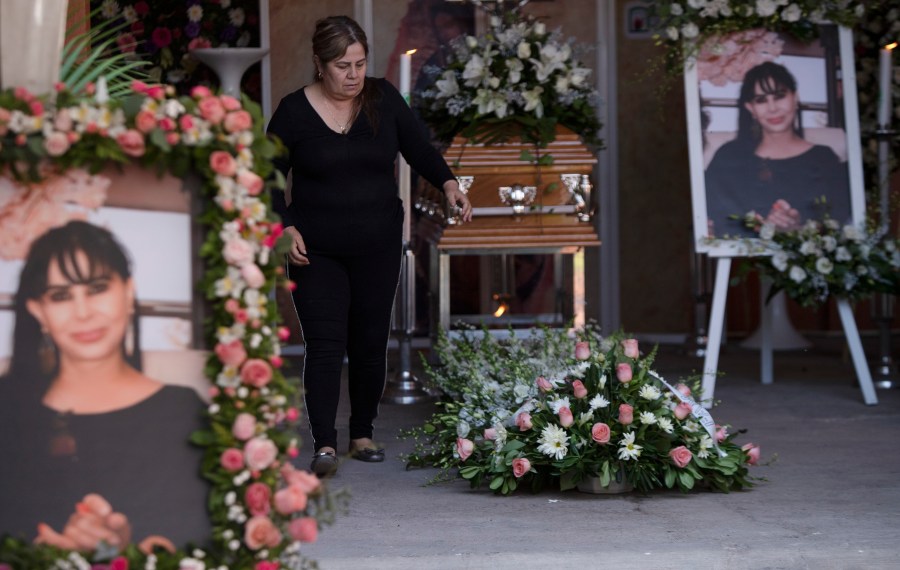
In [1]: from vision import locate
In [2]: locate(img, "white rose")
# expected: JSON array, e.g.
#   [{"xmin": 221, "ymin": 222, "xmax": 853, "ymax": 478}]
[
  {"xmin": 835, "ymin": 246, "xmax": 852, "ymax": 262},
  {"xmin": 756, "ymin": 0, "xmax": 778, "ymax": 17},
  {"xmin": 466, "ymin": 35, "xmax": 478, "ymax": 49},
  {"xmin": 781, "ymin": 3, "xmax": 802, "ymax": 22},
  {"xmin": 666, "ymin": 26, "xmax": 679, "ymax": 41},
  {"xmin": 789, "ymin": 266, "xmax": 807, "ymax": 283},
  {"xmin": 671, "ymin": 3, "xmax": 684, "ymax": 16},
  {"xmin": 688, "ymin": 0, "xmax": 705, "ymax": 8},
  {"xmin": 517, "ymin": 41, "xmax": 532, "ymax": 59},
  {"xmin": 772, "ymin": 251, "xmax": 789, "ymax": 272},
  {"xmin": 842, "ymin": 225, "xmax": 862, "ymax": 241},
  {"xmin": 815, "ymin": 257, "xmax": 834, "ymax": 275},
  {"xmin": 681, "ymin": 23, "xmax": 699, "ymax": 39},
  {"xmin": 534, "ymin": 22, "xmax": 546, "ymax": 35},
  {"xmin": 760, "ymin": 223, "xmax": 775, "ymax": 240},
  {"xmin": 490, "ymin": 15, "xmax": 501, "ymax": 28}
]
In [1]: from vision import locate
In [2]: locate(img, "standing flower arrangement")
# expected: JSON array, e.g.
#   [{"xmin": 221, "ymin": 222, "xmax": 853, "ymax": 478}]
[
  {"xmin": 402, "ymin": 327, "xmax": 758, "ymax": 495},
  {"xmin": 0, "ymin": 81, "xmax": 347, "ymax": 568},
  {"xmin": 740, "ymin": 213, "xmax": 900, "ymax": 306},
  {"xmin": 415, "ymin": 7, "xmax": 601, "ymax": 148},
  {"xmin": 93, "ymin": 0, "xmax": 261, "ymax": 89}
]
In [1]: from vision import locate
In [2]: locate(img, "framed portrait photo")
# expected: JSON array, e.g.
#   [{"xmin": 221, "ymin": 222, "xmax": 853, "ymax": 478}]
[{"xmin": 684, "ymin": 25, "xmax": 866, "ymax": 257}]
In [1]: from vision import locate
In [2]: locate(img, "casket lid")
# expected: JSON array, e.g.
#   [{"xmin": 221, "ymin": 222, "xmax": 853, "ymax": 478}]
[{"xmin": 443, "ymin": 125, "xmax": 597, "ymax": 170}]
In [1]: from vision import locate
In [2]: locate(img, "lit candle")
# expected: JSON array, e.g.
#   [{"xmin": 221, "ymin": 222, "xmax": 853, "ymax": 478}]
[
  {"xmin": 878, "ymin": 42, "xmax": 896, "ymax": 128},
  {"xmin": 399, "ymin": 49, "xmax": 417, "ymax": 104}
]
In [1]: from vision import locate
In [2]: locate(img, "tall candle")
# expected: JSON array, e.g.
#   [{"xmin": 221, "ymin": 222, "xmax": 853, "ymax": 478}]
[
  {"xmin": 878, "ymin": 42, "xmax": 896, "ymax": 128},
  {"xmin": 399, "ymin": 49, "xmax": 417, "ymax": 104}
]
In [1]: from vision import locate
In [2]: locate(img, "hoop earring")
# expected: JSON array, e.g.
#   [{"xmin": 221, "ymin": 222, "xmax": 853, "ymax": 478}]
[
  {"xmin": 124, "ymin": 321, "xmax": 135, "ymax": 358},
  {"xmin": 39, "ymin": 330, "xmax": 57, "ymax": 374}
]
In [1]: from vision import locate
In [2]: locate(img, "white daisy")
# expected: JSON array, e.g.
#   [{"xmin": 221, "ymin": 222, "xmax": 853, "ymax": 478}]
[
  {"xmin": 697, "ymin": 435, "xmax": 713, "ymax": 459},
  {"xmin": 537, "ymin": 424, "xmax": 569, "ymax": 460},
  {"xmin": 639, "ymin": 385, "xmax": 661, "ymax": 400},
  {"xmin": 588, "ymin": 394, "xmax": 609, "ymax": 411},
  {"xmin": 657, "ymin": 417, "xmax": 674, "ymax": 434},
  {"xmin": 617, "ymin": 432, "xmax": 642, "ymax": 460},
  {"xmin": 639, "ymin": 411, "xmax": 657, "ymax": 425}
]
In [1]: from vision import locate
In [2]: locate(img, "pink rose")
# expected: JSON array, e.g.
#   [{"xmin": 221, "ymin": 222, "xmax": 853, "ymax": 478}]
[
  {"xmin": 224, "ymin": 298, "xmax": 240, "ymax": 313},
  {"xmin": 536, "ymin": 376, "xmax": 553, "ymax": 392},
  {"xmin": 223, "ymin": 237, "xmax": 255, "ymax": 266},
  {"xmin": 135, "ymin": 109, "xmax": 157, "ymax": 133},
  {"xmin": 256, "ymin": 562, "xmax": 280, "ymax": 570},
  {"xmin": 241, "ymin": 359, "xmax": 273, "ymax": 388},
  {"xmin": 210, "ymin": 150, "xmax": 237, "ymax": 176},
  {"xmin": 274, "ymin": 483, "xmax": 308, "ymax": 515},
  {"xmin": 558, "ymin": 406, "xmax": 574, "ymax": 428},
  {"xmin": 224, "ymin": 110, "xmax": 253, "ymax": 132},
  {"xmin": 281, "ymin": 464, "xmax": 321, "ymax": 494},
  {"xmin": 179, "ymin": 114, "xmax": 195, "ymax": 131},
  {"xmin": 190, "ymin": 85, "xmax": 212, "ymax": 98},
  {"xmin": 622, "ymin": 338, "xmax": 639, "ymax": 359},
  {"xmin": 512, "ymin": 457, "xmax": 531, "ymax": 478},
  {"xmin": 220, "ymin": 447, "xmax": 244, "ymax": 471},
  {"xmin": 288, "ymin": 517, "xmax": 318, "ymax": 543},
  {"xmin": 456, "ymin": 437, "xmax": 474, "ymax": 461},
  {"xmin": 215, "ymin": 339, "xmax": 247, "ymax": 367},
  {"xmin": 574, "ymin": 341, "xmax": 590, "ymax": 360},
  {"xmin": 116, "ymin": 129, "xmax": 145, "ymax": 157},
  {"xmin": 54, "ymin": 109, "xmax": 73, "ymax": 132},
  {"xmin": 591, "ymin": 422, "xmax": 611, "ymax": 444},
  {"xmin": 198, "ymin": 96, "xmax": 226, "ymax": 124},
  {"xmin": 618, "ymin": 403, "xmax": 633, "ymax": 425},
  {"xmin": 483, "ymin": 428, "xmax": 497, "ymax": 441},
  {"xmin": 244, "ymin": 438, "xmax": 278, "ymax": 471},
  {"xmin": 244, "ymin": 515, "xmax": 282, "ymax": 550},
  {"xmin": 285, "ymin": 407, "xmax": 300, "ymax": 422},
  {"xmin": 669, "ymin": 445, "xmax": 693, "ymax": 468},
  {"xmin": 232, "ymin": 412, "xmax": 257, "ymax": 441},
  {"xmin": 572, "ymin": 380, "xmax": 588, "ymax": 399},
  {"xmin": 674, "ymin": 401, "xmax": 693, "ymax": 421},
  {"xmin": 742, "ymin": 443, "xmax": 761, "ymax": 465},
  {"xmin": 241, "ymin": 263, "xmax": 266, "ymax": 289},
  {"xmin": 715, "ymin": 425, "xmax": 728, "ymax": 443},
  {"xmin": 675, "ymin": 383, "xmax": 692, "ymax": 397},
  {"xmin": 237, "ymin": 169, "xmax": 264, "ymax": 196},
  {"xmin": 109, "ymin": 557, "xmax": 129, "ymax": 570},
  {"xmin": 43, "ymin": 132, "xmax": 70, "ymax": 156},
  {"xmin": 515, "ymin": 412, "xmax": 533, "ymax": 431},
  {"xmin": 220, "ymin": 95, "xmax": 242, "ymax": 111},
  {"xmin": 244, "ymin": 482, "xmax": 272, "ymax": 516},
  {"xmin": 616, "ymin": 363, "xmax": 633, "ymax": 383}
]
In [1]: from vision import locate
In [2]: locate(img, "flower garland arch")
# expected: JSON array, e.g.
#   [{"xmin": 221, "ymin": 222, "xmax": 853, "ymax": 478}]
[{"xmin": 0, "ymin": 82, "xmax": 344, "ymax": 569}]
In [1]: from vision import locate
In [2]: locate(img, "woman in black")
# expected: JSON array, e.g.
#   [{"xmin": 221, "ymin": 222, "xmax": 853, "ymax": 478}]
[
  {"xmin": 267, "ymin": 15, "xmax": 471, "ymax": 476},
  {"xmin": 705, "ymin": 61, "xmax": 851, "ymax": 238}
]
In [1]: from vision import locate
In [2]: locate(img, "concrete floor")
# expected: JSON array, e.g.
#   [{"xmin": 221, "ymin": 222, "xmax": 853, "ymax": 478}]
[{"xmin": 293, "ymin": 339, "xmax": 900, "ymax": 570}]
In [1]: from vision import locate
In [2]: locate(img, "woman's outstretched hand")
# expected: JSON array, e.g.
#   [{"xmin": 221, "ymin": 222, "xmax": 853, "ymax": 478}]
[
  {"xmin": 765, "ymin": 199, "xmax": 801, "ymax": 231},
  {"xmin": 443, "ymin": 180, "xmax": 473, "ymax": 223},
  {"xmin": 35, "ymin": 494, "xmax": 131, "ymax": 552}
]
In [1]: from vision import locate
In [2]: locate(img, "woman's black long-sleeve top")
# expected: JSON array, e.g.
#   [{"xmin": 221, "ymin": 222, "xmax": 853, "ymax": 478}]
[{"xmin": 267, "ymin": 77, "xmax": 454, "ymax": 255}]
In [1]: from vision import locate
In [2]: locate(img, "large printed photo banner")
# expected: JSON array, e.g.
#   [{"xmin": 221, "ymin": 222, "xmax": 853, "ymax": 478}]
[
  {"xmin": 0, "ymin": 168, "xmax": 211, "ymax": 546},
  {"xmin": 685, "ymin": 25, "xmax": 867, "ymax": 257}
]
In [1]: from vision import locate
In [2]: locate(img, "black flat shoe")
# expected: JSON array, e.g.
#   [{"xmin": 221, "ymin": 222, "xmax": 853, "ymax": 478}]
[
  {"xmin": 310, "ymin": 450, "xmax": 338, "ymax": 477},
  {"xmin": 349, "ymin": 446, "xmax": 385, "ymax": 463}
]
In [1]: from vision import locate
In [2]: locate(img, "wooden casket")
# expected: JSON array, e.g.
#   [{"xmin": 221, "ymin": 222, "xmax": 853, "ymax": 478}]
[
  {"xmin": 418, "ymin": 126, "xmax": 600, "ymax": 250},
  {"xmin": 416, "ymin": 126, "xmax": 601, "ymax": 330}
]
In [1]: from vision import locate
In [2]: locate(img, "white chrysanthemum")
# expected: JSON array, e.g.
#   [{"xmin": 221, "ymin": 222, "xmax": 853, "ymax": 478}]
[
  {"xmin": 588, "ymin": 393, "xmax": 609, "ymax": 411},
  {"xmin": 229, "ymin": 7, "xmax": 246, "ymax": 26},
  {"xmin": 100, "ymin": 0, "xmax": 119, "ymax": 18},
  {"xmin": 657, "ymin": 417, "xmax": 675, "ymax": 434},
  {"xmin": 683, "ymin": 420, "xmax": 700, "ymax": 433},
  {"xmin": 617, "ymin": 432, "xmax": 642, "ymax": 460},
  {"xmin": 639, "ymin": 411, "xmax": 657, "ymax": 425},
  {"xmin": 187, "ymin": 5, "xmax": 204, "ymax": 22},
  {"xmin": 549, "ymin": 396, "xmax": 571, "ymax": 414},
  {"xmin": 816, "ymin": 257, "xmax": 834, "ymax": 275},
  {"xmin": 537, "ymin": 424, "xmax": 569, "ymax": 460},
  {"xmin": 789, "ymin": 266, "xmax": 807, "ymax": 283},
  {"xmin": 639, "ymin": 385, "xmax": 661, "ymax": 400}
]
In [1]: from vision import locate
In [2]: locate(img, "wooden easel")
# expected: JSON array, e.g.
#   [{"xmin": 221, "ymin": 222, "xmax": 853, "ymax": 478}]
[{"xmin": 700, "ymin": 256, "xmax": 878, "ymax": 407}]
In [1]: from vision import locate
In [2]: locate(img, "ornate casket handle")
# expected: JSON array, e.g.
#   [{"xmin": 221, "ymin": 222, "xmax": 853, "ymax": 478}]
[
  {"xmin": 561, "ymin": 173, "xmax": 593, "ymax": 222},
  {"xmin": 498, "ymin": 183, "xmax": 537, "ymax": 215}
]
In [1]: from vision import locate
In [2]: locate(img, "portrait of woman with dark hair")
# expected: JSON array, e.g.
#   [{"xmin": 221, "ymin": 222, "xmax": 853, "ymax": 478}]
[
  {"xmin": 704, "ymin": 60, "xmax": 852, "ymax": 238},
  {"xmin": 0, "ymin": 220, "xmax": 209, "ymax": 551}
]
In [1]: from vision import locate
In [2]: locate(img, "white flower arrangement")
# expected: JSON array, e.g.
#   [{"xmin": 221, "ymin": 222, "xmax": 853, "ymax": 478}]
[{"xmin": 415, "ymin": 8, "xmax": 601, "ymax": 148}]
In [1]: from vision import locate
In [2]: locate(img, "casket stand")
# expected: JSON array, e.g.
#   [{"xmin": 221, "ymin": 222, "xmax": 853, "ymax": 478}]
[{"xmin": 417, "ymin": 126, "xmax": 601, "ymax": 333}]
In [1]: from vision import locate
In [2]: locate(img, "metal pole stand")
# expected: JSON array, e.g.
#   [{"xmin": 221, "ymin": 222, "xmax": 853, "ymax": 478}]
[
  {"xmin": 686, "ymin": 240, "xmax": 713, "ymax": 358},
  {"xmin": 383, "ymin": 247, "xmax": 431, "ymax": 404},
  {"xmin": 872, "ymin": 127, "xmax": 898, "ymax": 389}
]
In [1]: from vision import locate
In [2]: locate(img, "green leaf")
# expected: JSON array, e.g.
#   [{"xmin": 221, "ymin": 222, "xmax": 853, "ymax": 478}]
[
  {"xmin": 664, "ymin": 468, "xmax": 676, "ymax": 488},
  {"xmin": 489, "ymin": 475, "xmax": 505, "ymax": 490},
  {"xmin": 678, "ymin": 471, "xmax": 695, "ymax": 490}
]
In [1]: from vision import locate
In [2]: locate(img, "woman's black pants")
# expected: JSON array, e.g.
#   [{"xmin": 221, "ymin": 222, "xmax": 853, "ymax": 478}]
[{"xmin": 288, "ymin": 242, "xmax": 401, "ymax": 452}]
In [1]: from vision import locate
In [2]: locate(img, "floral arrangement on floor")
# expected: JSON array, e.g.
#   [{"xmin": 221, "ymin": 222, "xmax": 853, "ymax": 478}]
[
  {"xmin": 92, "ymin": 0, "xmax": 261, "ymax": 90},
  {"xmin": 402, "ymin": 326, "xmax": 759, "ymax": 495},
  {"xmin": 0, "ymin": 80, "xmax": 346, "ymax": 568},
  {"xmin": 415, "ymin": 3, "xmax": 602, "ymax": 149},
  {"xmin": 740, "ymin": 213, "xmax": 900, "ymax": 306}
]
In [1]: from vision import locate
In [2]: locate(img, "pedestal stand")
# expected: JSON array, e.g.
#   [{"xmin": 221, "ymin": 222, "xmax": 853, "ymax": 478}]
[
  {"xmin": 190, "ymin": 47, "xmax": 269, "ymax": 97},
  {"xmin": 871, "ymin": 126, "xmax": 898, "ymax": 389}
]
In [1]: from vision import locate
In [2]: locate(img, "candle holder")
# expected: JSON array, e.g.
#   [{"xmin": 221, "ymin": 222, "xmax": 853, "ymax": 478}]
[{"xmin": 190, "ymin": 47, "xmax": 269, "ymax": 97}]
